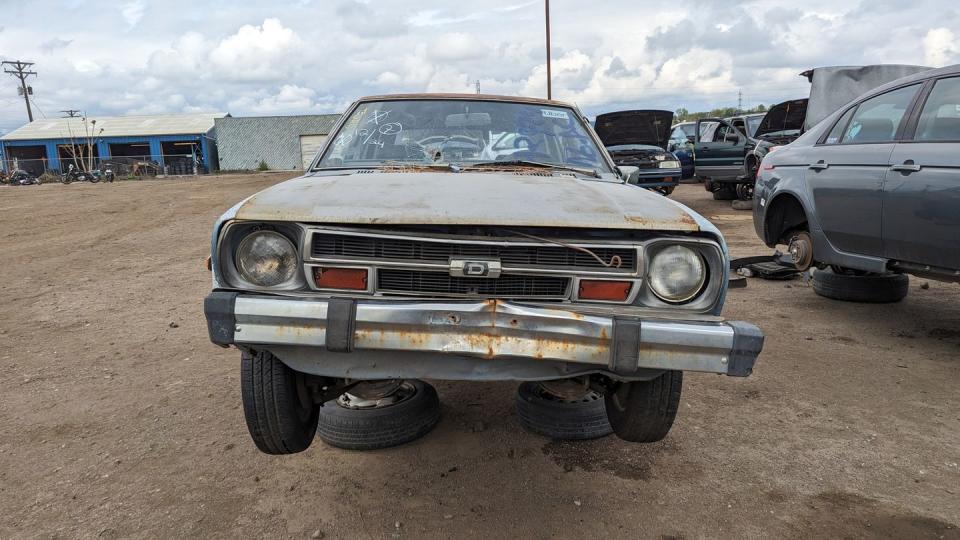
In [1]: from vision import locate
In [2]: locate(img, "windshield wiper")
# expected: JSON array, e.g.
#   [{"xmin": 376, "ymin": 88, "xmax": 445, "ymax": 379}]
[{"xmin": 466, "ymin": 160, "xmax": 600, "ymax": 178}]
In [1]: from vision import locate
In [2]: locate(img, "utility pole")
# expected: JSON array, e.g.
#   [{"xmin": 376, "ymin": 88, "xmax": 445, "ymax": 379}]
[
  {"xmin": 475, "ymin": 80, "xmax": 480, "ymax": 94},
  {"xmin": 3, "ymin": 61, "xmax": 37, "ymax": 122},
  {"xmin": 545, "ymin": 0, "xmax": 552, "ymax": 100},
  {"xmin": 737, "ymin": 89, "xmax": 743, "ymax": 113},
  {"xmin": 61, "ymin": 109, "xmax": 82, "ymax": 118}
]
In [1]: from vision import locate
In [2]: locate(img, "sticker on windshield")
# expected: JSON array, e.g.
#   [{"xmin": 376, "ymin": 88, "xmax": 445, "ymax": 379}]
[{"xmin": 541, "ymin": 109, "xmax": 569, "ymax": 120}]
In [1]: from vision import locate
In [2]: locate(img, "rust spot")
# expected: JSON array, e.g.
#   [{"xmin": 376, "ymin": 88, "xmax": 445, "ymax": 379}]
[
  {"xmin": 600, "ymin": 328, "xmax": 608, "ymax": 340},
  {"xmin": 486, "ymin": 346, "xmax": 495, "ymax": 359}
]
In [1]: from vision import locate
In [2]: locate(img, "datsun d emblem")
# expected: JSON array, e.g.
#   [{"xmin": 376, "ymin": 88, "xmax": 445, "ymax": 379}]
[{"xmin": 449, "ymin": 259, "xmax": 502, "ymax": 278}]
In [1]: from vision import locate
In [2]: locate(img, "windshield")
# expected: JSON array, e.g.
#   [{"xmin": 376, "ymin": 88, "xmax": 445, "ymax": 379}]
[
  {"xmin": 746, "ymin": 115, "xmax": 762, "ymax": 136},
  {"xmin": 316, "ymin": 99, "xmax": 611, "ymax": 173}
]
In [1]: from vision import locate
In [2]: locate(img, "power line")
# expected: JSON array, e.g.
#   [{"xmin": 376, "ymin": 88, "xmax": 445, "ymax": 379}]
[{"xmin": 2, "ymin": 60, "xmax": 37, "ymax": 122}]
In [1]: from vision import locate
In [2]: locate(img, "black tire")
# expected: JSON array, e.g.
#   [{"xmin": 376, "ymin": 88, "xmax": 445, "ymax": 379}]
[
  {"xmin": 712, "ymin": 185, "xmax": 737, "ymax": 200},
  {"xmin": 316, "ymin": 380, "xmax": 440, "ymax": 451},
  {"xmin": 241, "ymin": 349, "xmax": 319, "ymax": 455},
  {"xmin": 61, "ymin": 176, "xmax": 72, "ymax": 185},
  {"xmin": 811, "ymin": 268, "xmax": 909, "ymax": 303},
  {"xmin": 515, "ymin": 382, "xmax": 612, "ymax": 440},
  {"xmin": 703, "ymin": 179, "xmax": 713, "ymax": 192},
  {"xmin": 604, "ymin": 371, "xmax": 682, "ymax": 443},
  {"xmin": 89, "ymin": 174, "xmax": 100, "ymax": 184}
]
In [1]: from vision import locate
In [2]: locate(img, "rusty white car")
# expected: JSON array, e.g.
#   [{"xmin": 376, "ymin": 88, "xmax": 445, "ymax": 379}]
[{"xmin": 203, "ymin": 94, "xmax": 764, "ymax": 454}]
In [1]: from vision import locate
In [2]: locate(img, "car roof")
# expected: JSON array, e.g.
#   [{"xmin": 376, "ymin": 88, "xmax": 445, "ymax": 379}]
[{"xmin": 354, "ymin": 93, "xmax": 577, "ymax": 108}]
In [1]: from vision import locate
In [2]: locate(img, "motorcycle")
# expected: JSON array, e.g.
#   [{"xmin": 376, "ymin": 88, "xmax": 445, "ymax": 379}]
[
  {"xmin": 3, "ymin": 169, "xmax": 41, "ymax": 186},
  {"xmin": 60, "ymin": 164, "xmax": 115, "ymax": 184}
]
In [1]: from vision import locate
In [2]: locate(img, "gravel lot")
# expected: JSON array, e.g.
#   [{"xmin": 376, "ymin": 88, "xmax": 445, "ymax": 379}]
[{"xmin": 1, "ymin": 173, "xmax": 958, "ymax": 539}]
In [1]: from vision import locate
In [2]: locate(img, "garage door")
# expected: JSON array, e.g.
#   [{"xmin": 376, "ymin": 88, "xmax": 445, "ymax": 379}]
[{"xmin": 299, "ymin": 134, "xmax": 328, "ymax": 169}]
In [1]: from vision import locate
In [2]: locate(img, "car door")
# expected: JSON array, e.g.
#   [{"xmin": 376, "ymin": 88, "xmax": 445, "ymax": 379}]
[
  {"xmin": 803, "ymin": 83, "xmax": 922, "ymax": 257},
  {"xmin": 694, "ymin": 118, "xmax": 746, "ymax": 179},
  {"xmin": 883, "ymin": 75, "xmax": 960, "ymax": 270}
]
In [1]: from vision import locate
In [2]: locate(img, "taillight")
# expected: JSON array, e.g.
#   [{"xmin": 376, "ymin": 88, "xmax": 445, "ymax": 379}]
[
  {"xmin": 313, "ymin": 267, "xmax": 368, "ymax": 290},
  {"xmin": 578, "ymin": 280, "xmax": 632, "ymax": 302}
]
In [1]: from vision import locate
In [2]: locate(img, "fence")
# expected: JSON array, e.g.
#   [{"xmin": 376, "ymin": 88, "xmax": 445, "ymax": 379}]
[{"xmin": 2, "ymin": 154, "xmax": 210, "ymax": 179}]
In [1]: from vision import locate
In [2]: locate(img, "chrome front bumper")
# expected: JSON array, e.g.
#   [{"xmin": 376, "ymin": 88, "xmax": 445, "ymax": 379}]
[{"xmin": 205, "ymin": 292, "xmax": 762, "ymax": 379}]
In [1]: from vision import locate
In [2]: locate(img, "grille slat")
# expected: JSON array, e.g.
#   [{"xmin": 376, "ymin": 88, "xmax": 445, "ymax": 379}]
[
  {"xmin": 311, "ymin": 233, "xmax": 636, "ymax": 271},
  {"xmin": 377, "ymin": 269, "xmax": 568, "ymax": 298}
]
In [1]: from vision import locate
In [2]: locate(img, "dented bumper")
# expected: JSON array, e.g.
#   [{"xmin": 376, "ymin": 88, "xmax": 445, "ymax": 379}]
[{"xmin": 204, "ymin": 292, "xmax": 762, "ymax": 378}]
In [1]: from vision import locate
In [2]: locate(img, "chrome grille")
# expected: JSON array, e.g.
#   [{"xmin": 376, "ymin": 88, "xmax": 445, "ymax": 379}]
[
  {"xmin": 377, "ymin": 269, "xmax": 569, "ymax": 298},
  {"xmin": 311, "ymin": 233, "xmax": 636, "ymax": 271}
]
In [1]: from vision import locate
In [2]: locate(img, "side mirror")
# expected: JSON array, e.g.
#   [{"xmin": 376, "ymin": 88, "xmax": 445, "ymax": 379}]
[{"xmin": 617, "ymin": 165, "xmax": 640, "ymax": 184}]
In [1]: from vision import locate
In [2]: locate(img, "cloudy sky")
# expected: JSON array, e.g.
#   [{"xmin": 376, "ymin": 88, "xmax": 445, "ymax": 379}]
[{"xmin": 0, "ymin": 0, "xmax": 958, "ymax": 133}]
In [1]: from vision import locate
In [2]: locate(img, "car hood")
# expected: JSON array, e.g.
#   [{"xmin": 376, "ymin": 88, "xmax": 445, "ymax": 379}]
[
  {"xmin": 755, "ymin": 99, "xmax": 808, "ymax": 140},
  {"xmin": 234, "ymin": 171, "xmax": 699, "ymax": 232},
  {"xmin": 595, "ymin": 110, "xmax": 673, "ymax": 150}
]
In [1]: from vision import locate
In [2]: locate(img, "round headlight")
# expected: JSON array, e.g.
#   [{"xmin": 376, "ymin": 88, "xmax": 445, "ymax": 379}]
[
  {"xmin": 235, "ymin": 231, "xmax": 299, "ymax": 287},
  {"xmin": 647, "ymin": 245, "xmax": 706, "ymax": 303}
]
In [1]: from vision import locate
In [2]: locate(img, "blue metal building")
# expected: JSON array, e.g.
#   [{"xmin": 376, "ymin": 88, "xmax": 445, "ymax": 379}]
[{"xmin": 0, "ymin": 112, "xmax": 227, "ymax": 175}]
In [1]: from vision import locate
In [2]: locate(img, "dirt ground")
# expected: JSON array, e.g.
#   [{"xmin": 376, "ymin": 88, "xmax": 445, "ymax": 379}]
[{"xmin": 1, "ymin": 173, "xmax": 958, "ymax": 539}]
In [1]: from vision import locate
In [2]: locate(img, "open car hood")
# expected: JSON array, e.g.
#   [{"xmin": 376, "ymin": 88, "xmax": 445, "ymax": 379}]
[
  {"xmin": 594, "ymin": 110, "xmax": 673, "ymax": 150},
  {"xmin": 754, "ymin": 99, "xmax": 808, "ymax": 140},
  {"xmin": 234, "ymin": 171, "xmax": 700, "ymax": 232}
]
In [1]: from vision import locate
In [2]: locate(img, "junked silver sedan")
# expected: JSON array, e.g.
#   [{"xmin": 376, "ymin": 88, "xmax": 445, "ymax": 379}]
[{"xmin": 204, "ymin": 94, "xmax": 763, "ymax": 453}]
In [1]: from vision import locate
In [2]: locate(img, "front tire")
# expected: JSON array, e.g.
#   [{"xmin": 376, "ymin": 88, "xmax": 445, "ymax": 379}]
[
  {"xmin": 604, "ymin": 371, "xmax": 682, "ymax": 443},
  {"xmin": 241, "ymin": 349, "xmax": 319, "ymax": 455},
  {"xmin": 811, "ymin": 268, "xmax": 909, "ymax": 303}
]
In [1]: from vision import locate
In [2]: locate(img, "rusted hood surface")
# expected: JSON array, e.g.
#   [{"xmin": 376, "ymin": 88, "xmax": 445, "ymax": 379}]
[{"xmin": 234, "ymin": 171, "xmax": 699, "ymax": 231}]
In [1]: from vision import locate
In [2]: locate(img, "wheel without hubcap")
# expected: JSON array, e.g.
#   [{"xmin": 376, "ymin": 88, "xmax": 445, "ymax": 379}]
[
  {"xmin": 604, "ymin": 371, "xmax": 682, "ymax": 443},
  {"xmin": 811, "ymin": 267, "xmax": 908, "ymax": 303},
  {"xmin": 515, "ymin": 380, "xmax": 612, "ymax": 440},
  {"xmin": 240, "ymin": 349, "xmax": 320, "ymax": 455},
  {"xmin": 316, "ymin": 379, "xmax": 441, "ymax": 451}
]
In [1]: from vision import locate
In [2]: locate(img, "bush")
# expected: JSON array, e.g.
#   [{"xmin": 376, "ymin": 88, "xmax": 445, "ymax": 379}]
[{"xmin": 257, "ymin": 160, "xmax": 269, "ymax": 171}]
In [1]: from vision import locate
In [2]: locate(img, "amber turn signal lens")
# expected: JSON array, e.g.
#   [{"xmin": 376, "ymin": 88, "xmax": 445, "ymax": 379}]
[
  {"xmin": 578, "ymin": 280, "xmax": 632, "ymax": 301},
  {"xmin": 313, "ymin": 268, "xmax": 368, "ymax": 290}
]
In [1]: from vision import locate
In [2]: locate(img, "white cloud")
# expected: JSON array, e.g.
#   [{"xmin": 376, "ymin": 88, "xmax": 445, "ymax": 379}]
[
  {"xmin": 121, "ymin": 0, "xmax": 146, "ymax": 30},
  {"xmin": 923, "ymin": 28, "xmax": 959, "ymax": 66},
  {"xmin": 209, "ymin": 18, "xmax": 303, "ymax": 81}
]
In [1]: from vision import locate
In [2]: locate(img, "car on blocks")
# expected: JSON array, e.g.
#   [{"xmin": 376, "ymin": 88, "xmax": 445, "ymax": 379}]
[
  {"xmin": 203, "ymin": 94, "xmax": 764, "ymax": 454},
  {"xmin": 755, "ymin": 64, "xmax": 960, "ymax": 303}
]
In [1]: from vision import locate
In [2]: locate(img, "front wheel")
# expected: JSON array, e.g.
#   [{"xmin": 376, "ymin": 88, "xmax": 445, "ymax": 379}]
[
  {"xmin": 88, "ymin": 174, "xmax": 100, "ymax": 184},
  {"xmin": 61, "ymin": 175, "xmax": 72, "ymax": 184},
  {"xmin": 604, "ymin": 371, "xmax": 682, "ymax": 443},
  {"xmin": 240, "ymin": 349, "xmax": 320, "ymax": 454}
]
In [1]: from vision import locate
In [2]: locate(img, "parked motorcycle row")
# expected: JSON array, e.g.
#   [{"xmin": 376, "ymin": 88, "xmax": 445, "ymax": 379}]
[{"xmin": 0, "ymin": 164, "xmax": 116, "ymax": 186}]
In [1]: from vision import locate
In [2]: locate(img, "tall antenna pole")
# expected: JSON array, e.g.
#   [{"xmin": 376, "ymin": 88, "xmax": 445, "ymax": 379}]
[
  {"xmin": 3, "ymin": 61, "xmax": 37, "ymax": 122},
  {"xmin": 737, "ymin": 89, "xmax": 743, "ymax": 113},
  {"xmin": 545, "ymin": 0, "xmax": 552, "ymax": 100}
]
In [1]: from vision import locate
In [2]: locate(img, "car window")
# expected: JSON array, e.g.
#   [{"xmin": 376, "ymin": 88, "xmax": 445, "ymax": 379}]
[
  {"xmin": 823, "ymin": 107, "xmax": 856, "ymax": 145},
  {"xmin": 318, "ymin": 99, "xmax": 610, "ymax": 172},
  {"xmin": 746, "ymin": 115, "xmax": 762, "ymax": 137},
  {"xmin": 701, "ymin": 122, "xmax": 739, "ymax": 145},
  {"xmin": 841, "ymin": 84, "xmax": 920, "ymax": 144},
  {"xmin": 914, "ymin": 77, "xmax": 960, "ymax": 141}
]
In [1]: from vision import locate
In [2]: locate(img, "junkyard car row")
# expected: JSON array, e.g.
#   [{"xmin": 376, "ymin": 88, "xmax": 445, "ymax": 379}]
[{"xmin": 204, "ymin": 65, "xmax": 959, "ymax": 455}]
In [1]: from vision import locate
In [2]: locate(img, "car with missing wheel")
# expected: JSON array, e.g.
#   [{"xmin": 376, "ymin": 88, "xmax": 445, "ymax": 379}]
[
  {"xmin": 755, "ymin": 64, "xmax": 960, "ymax": 302},
  {"xmin": 203, "ymin": 94, "xmax": 764, "ymax": 454}
]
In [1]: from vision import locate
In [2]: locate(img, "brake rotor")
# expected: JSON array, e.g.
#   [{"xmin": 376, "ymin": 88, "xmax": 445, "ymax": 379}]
[{"xmin": 338, "ymin": 380, "xmax": 415, "ymax": 410}]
